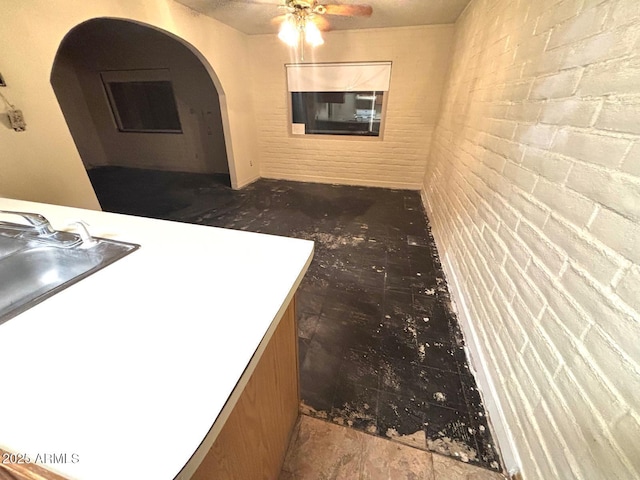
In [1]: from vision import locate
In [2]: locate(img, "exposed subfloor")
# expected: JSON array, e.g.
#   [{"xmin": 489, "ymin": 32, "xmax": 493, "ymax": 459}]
[{"xmin": 88, "ymin": 167, "xmax": 503, "ymax": 472}]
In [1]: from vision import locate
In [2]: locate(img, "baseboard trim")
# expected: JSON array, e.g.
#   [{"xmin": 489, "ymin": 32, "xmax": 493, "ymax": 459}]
[
  {"xmin": 260, "ymin": 172, "xmax": 422, "ymax": 191},
  {"xmin": 234, "ymin": 174, "xmax": 260, "ymax": 189}
]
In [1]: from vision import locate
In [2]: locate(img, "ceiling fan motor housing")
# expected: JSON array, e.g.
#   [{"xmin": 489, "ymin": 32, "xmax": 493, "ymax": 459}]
[
  {"xmin": 286, "ymin": 0, "xmax": 325, "ymax": 15},
  {"xmin": 285, "ymin": 0, "xmax": 372, "ymax": 19}
]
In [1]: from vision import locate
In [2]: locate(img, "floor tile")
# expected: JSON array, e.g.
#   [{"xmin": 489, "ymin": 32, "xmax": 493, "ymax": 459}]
[
  {"xmin": 337, "ymin": 348, "xmax": 381, "ymax": 389},
  {"xmin": 414, "ymin": 336, "xmax": 464, "ymax": 373},
  {"xmin": 282, "ymin": 415, "xmax": 364, "ymax": 480},
  {"xmin": 361, "ymin": 433, "xmax": 435, "ymax": 480},
  {"xmin": 379, "ymin": 362, "xmax": 467, "ymax": 411},
  {"xmin": 424, "ymin": 405, "xmax": 478, "ymax": 465},
  {"xmin": 378, "ymin": 322, "xmax": 420, "ymax": 363},
  {"xmin": 432, "ymin": 453, "xmax": 506, "ymax": 480},
  {"xmin": 298, "ymin": 311, "xmax": 320, "ymax": 341},
  {"xmin": 414, "ymin": 299, "xmax": 456, "ymax": 343},
  {"xmin": 383, "ymin": 290, "xmax": 414, "ymax": 325},
  {"xmin": 278, "ymin": 471, "xmax": 297, "ymax": 480},
  {"xmin": 89, "ymin": 167, "xmax": 503, "ymax": 474},
  {"xmin": 330, "ymin": 381, "xmax": 378, "ymax": 432},
  {"xmin": 283, "ymin": 415, "xmax": 440, "ymax": 480},
  {"xmin": 314, "ymin": 314, "xmax": 380, "ymax": 355},
  {"xmin": 299, "ymin": 340, "xmax": 341, "ymax": 412},
  {"xmin": 376, "ymin": 392, "xmax": 428, "ymax": 449}
]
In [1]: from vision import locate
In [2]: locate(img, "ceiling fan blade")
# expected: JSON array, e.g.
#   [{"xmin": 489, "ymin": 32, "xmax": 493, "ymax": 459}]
[
  {"xmin": 271, "ymin": 14, "xmax": 288, "ymax": 26},
  {"xmin": 322, "ymin": 4, "xmax": 373, "ymax": 17},
  {"xmin": 311, "ymin": 15, "xmax": 331, "ymax": 31}
]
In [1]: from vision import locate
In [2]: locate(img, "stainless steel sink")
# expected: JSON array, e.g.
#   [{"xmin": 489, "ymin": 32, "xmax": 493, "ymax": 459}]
[
  {"xmin": 0, "ymin": 234, "xmax": 27, "ymax": 258},
  {"xmin": 0, "ymin": 210, "xmax": 139, "ymax": 324}
]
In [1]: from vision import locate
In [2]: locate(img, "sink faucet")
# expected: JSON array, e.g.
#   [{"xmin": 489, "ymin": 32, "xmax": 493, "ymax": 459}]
[
  {"xmin": 0, "ymin": 211, "xmax": 56, "ymax": 236},
  {"xmin": 0, "ymin": 210, "xmax": 81, "ymax": 247},
  {"xmin": 69, "ymin": 220, "xmax": 97, "ymax": 247}
]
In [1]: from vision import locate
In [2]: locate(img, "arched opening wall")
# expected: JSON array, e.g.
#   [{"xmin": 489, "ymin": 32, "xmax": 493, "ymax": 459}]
[
  {"xmin": 52, "ymin": 18, "xmax": 230, "ymax": 180},
  {"xmin": 1, "ymin": 2, "xmax": 259, "ymax": 210}
]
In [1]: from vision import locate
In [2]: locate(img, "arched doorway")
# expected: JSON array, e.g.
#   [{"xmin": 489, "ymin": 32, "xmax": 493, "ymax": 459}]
[{"xmin": 51, "ymin": 18, "xmax": 233, "ymax": 214}]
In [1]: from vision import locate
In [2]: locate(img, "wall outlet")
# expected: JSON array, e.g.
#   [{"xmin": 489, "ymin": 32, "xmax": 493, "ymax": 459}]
[{"xmin": 8, "ymin": 109, "xmax": 26, "ymax": 131}]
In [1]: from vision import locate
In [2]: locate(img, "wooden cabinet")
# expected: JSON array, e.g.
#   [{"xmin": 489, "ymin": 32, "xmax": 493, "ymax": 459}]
[{"xmin": 187, "ymin": 297, "xmax": 300, "ymax": 479}]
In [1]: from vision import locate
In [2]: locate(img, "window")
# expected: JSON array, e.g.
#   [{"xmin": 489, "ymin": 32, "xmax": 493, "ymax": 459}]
[
  {"xmin": 291, "ymin": 91, "xmax": 383, "ymax": 136},
  {"xmin": 101, "ymin": 70, "xmax": 182, "ymax": 133},
  {"xmin": 286, "ymin": 62, "xmax": 392, "ymax": 137}
]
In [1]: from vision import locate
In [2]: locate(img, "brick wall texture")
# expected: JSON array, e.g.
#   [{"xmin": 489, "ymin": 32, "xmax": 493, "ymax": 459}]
[
  {"xmin": 422, "ymin": 0, "xmax": 640, "ymax": 478},
  {"xmin": 249, "ymin": 26, "xmax": 454, "ymax": 189}
]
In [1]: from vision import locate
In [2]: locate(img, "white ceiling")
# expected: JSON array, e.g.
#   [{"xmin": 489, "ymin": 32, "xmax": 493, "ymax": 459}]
[{"xmin": 175, "ymin": 0, "xmax": 471, "ymax": 35}]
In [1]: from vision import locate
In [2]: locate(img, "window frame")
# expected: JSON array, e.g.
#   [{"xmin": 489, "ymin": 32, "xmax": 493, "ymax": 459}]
[
  {"xmin": 100, "ymin": 69, "xmax": 183, "ymax": 134},
  {"xmin": 285, "ymin": 62, "xmax": 392, "ymax": 140}
]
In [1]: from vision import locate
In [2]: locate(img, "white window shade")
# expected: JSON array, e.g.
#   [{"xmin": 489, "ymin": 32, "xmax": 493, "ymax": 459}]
[{"xmin": 286, "ymin": 62, "xmax": 392, "ymax": 92}]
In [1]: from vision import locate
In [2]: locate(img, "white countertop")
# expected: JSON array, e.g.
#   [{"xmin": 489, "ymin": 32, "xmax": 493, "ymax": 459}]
[{"xmin": 0, "ymin": 198, "xmax": 314, "ymax": 480}]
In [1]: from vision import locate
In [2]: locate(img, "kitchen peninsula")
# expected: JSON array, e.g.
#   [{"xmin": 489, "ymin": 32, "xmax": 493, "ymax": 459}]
[{"xmin": 0, "ymin": 198, "xmax": 314, "ymax": 480}]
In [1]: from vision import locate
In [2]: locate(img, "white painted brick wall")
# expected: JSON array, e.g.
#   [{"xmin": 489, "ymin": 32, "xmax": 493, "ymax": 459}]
[
  {"xmin": 247, "ymin": 26, "xmax": 453, "ymax": 189},
  {"xmin": 422, "ymin": 0, "xmax": 640, "ymax": 478}
]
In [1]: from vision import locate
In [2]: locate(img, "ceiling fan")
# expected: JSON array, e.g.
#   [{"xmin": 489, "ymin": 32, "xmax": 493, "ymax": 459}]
[{"xmin": 274, "ymin": 0, "xmax": 373, "ymax": 52}]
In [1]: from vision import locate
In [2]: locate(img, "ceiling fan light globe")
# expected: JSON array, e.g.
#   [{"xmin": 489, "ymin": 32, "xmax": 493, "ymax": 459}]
[
  {"xmin": 304, "ymin": 20, "xmax": 324, "ymax": 46},
  {"xmin": 278, "ymin": 17, "xmax": 299, "ymax": 46}
]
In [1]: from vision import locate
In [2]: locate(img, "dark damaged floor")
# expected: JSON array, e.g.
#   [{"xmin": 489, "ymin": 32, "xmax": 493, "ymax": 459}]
[{"xmin": 88, "ymin": 166, "xmax": 502, "ymax": 472}]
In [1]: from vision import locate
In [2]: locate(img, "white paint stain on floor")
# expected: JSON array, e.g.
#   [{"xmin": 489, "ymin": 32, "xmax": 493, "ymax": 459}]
[{"xmin": 427, "ymin": 437, "xmax": 478, "ymax": 463}]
